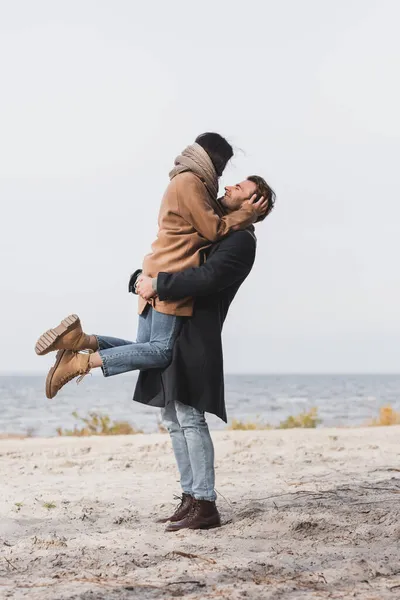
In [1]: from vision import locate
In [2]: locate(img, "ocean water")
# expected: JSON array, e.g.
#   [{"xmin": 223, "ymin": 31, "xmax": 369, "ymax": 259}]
[{"xmin": 1, "ymin": 374, "xmax": 399, "ymax": 437}]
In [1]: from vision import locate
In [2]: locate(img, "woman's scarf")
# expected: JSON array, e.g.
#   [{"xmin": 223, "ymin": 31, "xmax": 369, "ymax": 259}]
[{"xmin": 169, "ymin": 142, "xmax": 218, "ymax": 199}]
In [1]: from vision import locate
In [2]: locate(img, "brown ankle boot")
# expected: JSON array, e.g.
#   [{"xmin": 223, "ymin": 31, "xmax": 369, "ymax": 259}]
[
  {"xmin": 35, "ymin": 314, "xmax": 97, "ymax": 356},
  {"xmin": 46, "ymin": 350, "xmax": 91, "ymax": 399},
  {"xmin": 165, "ymin": 499, "xmax": 221, "ymax": 532},
  {"xmin": 155, "ymin": 493, "xmax": 193, "ymax": 524}
]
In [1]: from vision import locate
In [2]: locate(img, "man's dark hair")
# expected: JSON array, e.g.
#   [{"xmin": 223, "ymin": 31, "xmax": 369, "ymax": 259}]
[
  {"xmin": 195, "ymin": 132, "xmax": 234, "ymax": 177},
  {"xmin": 247, "ymin": 175, "xmax": 276, "ymax": 221}
]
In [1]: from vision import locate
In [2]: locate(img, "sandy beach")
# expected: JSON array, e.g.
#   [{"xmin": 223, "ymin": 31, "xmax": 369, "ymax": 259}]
[{"xmin": 1, "ymin": 427, "xmax": 400, "ymax": 599}]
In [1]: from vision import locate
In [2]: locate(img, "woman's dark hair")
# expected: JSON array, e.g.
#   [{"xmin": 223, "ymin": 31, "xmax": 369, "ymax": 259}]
[
  {"xmin": 195, "ymin": 132, "xmax": 233, "ymax": 177},
  {"xmin": 247, "ymin": 175, "xmax": 276, "ymax": 221}
]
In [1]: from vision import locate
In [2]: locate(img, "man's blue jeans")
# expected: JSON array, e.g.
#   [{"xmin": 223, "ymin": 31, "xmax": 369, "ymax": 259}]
[
  {"xmin": 161, "ymin": 400, "xmax": 217, "ymax": 502},
  {"xmin": 96, "ymin": 306, "xmax": 182, "ymax": 377}
]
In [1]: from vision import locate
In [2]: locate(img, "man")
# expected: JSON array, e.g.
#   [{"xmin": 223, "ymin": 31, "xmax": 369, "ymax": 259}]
[{"xmin": 134, "ymin": 175, "xmax": 276, "ymax": 531}]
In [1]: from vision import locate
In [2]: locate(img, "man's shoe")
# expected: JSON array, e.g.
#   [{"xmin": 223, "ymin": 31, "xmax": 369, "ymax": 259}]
[
  {"xmin": 165, "ymin": 499, "xmax": 221, "ymax": 532},
  {"xmin": 45, "ymin": 350, "xmax": 91, "ymax": 399},
  {"xmin": 155, "ymin": 493, "xmax": 194, "ymax": 524},
  {"xmin": 35, "ymin": 314, "xmax": 96, "ymax": 356}
]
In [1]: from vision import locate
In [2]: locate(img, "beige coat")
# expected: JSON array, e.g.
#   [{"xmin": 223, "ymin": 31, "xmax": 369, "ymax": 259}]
[{"xmin": 139, "ymin": 172, "xmax": 257, "ymax": 316}]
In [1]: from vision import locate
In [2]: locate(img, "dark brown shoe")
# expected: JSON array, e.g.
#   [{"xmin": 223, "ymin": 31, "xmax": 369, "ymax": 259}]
[
  {"xmin": 156, "ymin": 493, "xmax": 193, "ymax": 524},
  {"xmin": 35, "ymin": 314, "xmax": 97, "ymax": 356},
  {"xmin": 165, "ymin": 499, "xmax": 221, "ymax": 532}
]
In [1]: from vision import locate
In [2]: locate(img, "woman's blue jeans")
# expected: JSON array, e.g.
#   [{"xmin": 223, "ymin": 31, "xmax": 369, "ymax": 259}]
[{"xmin": 96, "ymin": 306, "xmax": 182, "ymax": 377}]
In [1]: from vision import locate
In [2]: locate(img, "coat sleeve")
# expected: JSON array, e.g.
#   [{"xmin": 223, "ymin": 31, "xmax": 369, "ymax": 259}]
[
  {"xmin": 176, "ymin": 174, "xmax": 258, "ymax": 242},
  {"xmin": 156, "ymin": 231, "xmax": 256, "ymax": 300}
]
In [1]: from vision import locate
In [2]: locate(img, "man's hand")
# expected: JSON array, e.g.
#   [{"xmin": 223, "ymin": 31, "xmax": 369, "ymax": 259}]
[
  {"xmin": 242, "ymin": 194, "xmax": 268, "ymax": 220},
  {"xmin": 136, "ymin": 275, "xmax": 157, "ymax": 301}
]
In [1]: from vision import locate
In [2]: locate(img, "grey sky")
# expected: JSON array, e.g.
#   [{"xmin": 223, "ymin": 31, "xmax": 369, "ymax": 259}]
[{"xmin": 1, "ymin": 0, "xmax": 399, "ymax": 374}]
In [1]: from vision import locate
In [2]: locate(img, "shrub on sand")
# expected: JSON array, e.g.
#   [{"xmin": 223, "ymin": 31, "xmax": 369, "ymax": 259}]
[
  {"xmin": 227, "ymin": 408, "xmax": 321, "ymax": 430},
  {"xmin": 278, "ymin": 407, "xmax": 321, "ymax": 429},
  {"xmin": 228, "ymin": 418, "xmax": 271, "ymax": 431},
  {"xmin": 157, "ymin": 420, "xmax": 168, "ymax": 434},
  {"xmin": 56, "ymin": 411, "xmax": 143, "ymax": 436},
  {"xmin": 367, "ymin": 405, "xmax": 400, "ymax": 426}
]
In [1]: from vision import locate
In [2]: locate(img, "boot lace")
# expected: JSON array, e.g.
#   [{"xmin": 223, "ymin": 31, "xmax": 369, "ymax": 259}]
[
  {"xmin": 76, "ymin": 351, "xmax": 94, "ymax": 384},
  {"xmin": 77, "ymin": 353, "xmax": 92, "ymax": 385},
  {"xmin": 58, "ymin": 358, "xmax": 91, "ymax": 387},
  {"xmin": 172, "ymin": 494, "xmax": 186, "ymax": 513},
  {"xmin": 171, "ymin": 494, "xmax": 193, "ymax": 519},
  {"xmin": 76, "ymin": 370, "xmax": 91, "ymax": 385},
  {"xmin": 59, "ymin": 371, "xmax": 82, "ymax": 387},
  {"xmin": 186, "ymin": 500, "xmax": 199, "ymax": 522}
]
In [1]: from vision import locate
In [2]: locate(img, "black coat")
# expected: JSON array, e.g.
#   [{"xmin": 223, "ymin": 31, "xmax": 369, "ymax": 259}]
[{"xmin": 133, "ymin": 229, "xmax": 257, "ymax": 422}]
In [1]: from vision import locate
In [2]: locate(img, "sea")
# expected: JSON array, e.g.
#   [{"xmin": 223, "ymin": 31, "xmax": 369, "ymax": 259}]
[{"xmin": 1, "ymin": 373, "xmax": 399, "ymax": 437}]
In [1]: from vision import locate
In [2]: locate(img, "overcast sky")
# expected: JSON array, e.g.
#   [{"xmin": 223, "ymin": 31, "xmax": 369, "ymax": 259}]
[{"xmin": 1, "ymin": 0, "xmax": 399, "ymax": 374}]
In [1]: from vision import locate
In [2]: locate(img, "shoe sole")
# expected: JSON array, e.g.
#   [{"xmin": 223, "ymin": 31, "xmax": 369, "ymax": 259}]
[
  {"xmin": 156, "ymin": 515, "xmax": 190, "ymax": 524},
  {"xmin": 45, "ymin": 349, "xmax": 66, "ymax": 399},
  {"xmin": 35, "ymin": 314, "xmax": 80, "ymax": 356},
  {"xmin": 155, "ymin": 518, "xmax": 171, "ymax": 523},
  {"xmin": 166, "ymin": 520, "xmax": 221, "ymax": 532}
]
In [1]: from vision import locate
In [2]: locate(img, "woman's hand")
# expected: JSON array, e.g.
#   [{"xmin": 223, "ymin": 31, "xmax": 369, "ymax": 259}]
[
  {"xmin": 136, "ymin": 275, "xmax": 157, "ymax": 301},
  {"xmin": 242, "ymin": 194, "xmax": 268, "ymax": 219}
]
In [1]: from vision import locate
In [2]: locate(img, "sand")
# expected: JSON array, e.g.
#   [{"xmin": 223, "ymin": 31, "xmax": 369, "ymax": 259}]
[{"xmin": 1, "ymin": 426, "xmax": 400, "ymax": 600}]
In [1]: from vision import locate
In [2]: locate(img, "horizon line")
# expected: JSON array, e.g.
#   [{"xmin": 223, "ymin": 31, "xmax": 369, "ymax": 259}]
[{"xmin": 1, "ymin": 371, "xmax": 399, "ymax": 377}]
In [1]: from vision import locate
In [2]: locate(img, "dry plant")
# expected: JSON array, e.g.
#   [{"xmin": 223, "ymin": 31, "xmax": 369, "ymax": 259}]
[
  {"xmin": 228, "ymin": 418, "xmax": 271, "ymax": 431},
  {"xmin": 56, "ymin": 411, "xmax": 143, "ymax": 436},
  {"xmin": 278, "ymin": 407, "xmax": 321, "ymax": 429},
  {"xmin": 227, "ymin": 408, "xmax": 321, "ymax": 430},
  {"xmin": 157, "ymin": 418, "xmax": 168, "ymax": 433},
  {"xmin": 367, "ymin": 404, "xmax": 400, "ymax": 426}
]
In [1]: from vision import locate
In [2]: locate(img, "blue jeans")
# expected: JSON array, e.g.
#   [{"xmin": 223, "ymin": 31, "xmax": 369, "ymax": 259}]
[
  {"xmin": 96, "ymin": 306, "xmax": 182, "ymax": 377},
  {"xmin": 161, "ymin": 400, "xmax": 217, "ymax": 502}
]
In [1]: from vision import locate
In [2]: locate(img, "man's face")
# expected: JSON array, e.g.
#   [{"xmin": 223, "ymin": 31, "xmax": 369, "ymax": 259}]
[{"xmin": 222, "ymin": 180, "xmax": 257, "ymax": 211}]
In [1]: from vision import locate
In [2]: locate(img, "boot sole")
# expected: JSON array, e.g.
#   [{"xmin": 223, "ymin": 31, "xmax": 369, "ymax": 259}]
[
  {"xmin": 35, "ymin": 314, "xmax": 80, "ymax": 356},
  {"xmin": 190, "ymin": 520, "xmax": 221, "ymax": 530},
  {"xmin": 155, "ymin": 513, "xmax": 190, "ymax": 524},
  {"xmin": 45, "ymin": 349, "xmax": 66, "ymax": 399},
  {"xmin": 166, "ymin": 520, "xmax": 221, "ymax": 532}
]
